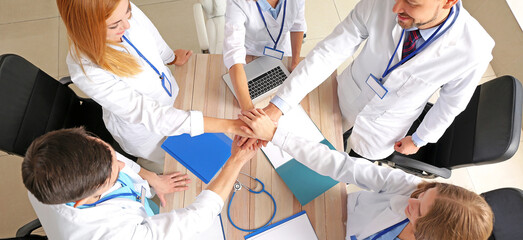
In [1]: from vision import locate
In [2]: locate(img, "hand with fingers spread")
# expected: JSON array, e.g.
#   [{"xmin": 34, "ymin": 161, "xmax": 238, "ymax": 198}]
[
  {"xmin": 238, "ymin": 108, "xmax": 277, "ymax": 141},
  {"xmin": 139, "ymin": 169, "xmax": 191, "ymax": 207}
]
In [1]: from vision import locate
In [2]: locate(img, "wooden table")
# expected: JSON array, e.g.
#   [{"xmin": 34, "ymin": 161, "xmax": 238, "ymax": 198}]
[{"xmin": 162, "ymin": 54, "xmax": 347, "ymax": 240}]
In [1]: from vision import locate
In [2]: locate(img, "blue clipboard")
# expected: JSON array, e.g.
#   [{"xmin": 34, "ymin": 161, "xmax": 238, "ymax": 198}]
[{"xmin": 161, "ymin": 133, "xmax": 232, "ymax": 184}]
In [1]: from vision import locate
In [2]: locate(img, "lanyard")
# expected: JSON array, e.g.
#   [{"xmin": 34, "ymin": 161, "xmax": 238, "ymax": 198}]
[
  {"xmin": 227, "ymin": 172, "xmax": 277, "ymax": 232},
  {"xmin": 122, "ymin": 35, "xmax": 162, "ymax": 79},
  {"xmin": 80, "ymin": 179, "xmax": 140, "ymax": 207},
  {"xmin": 256, "ymin": 0, "xmax": 287, "ymax": 49},
  {"xmin": 382, "ymin": 4, "xmax": 459, "ymax": 79},
  {"xmin": 371, "ymin": 218, "xmax": 409, "ymax": 240},
  {"xmin": 67, "ymin": 172, "xmax": 155, "ymax": 216},
  {"xmin": 121, "ymin": 35, "xmax": 173, "ymax": 97}
]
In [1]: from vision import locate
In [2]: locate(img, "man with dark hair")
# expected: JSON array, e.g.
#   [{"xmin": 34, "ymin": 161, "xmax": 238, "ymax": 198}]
[{"xmin": 22, "ymin": 128, "xmax": 256, "ymax": 239}]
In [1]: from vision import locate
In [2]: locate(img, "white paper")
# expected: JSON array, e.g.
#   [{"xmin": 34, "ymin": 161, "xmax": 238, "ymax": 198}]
[
  {"xmin": 262, "ymin": 106, "xmax": 324, "ymax": 169},
  {"xmin": 192, "ymin": 216, "xmax": 225, "ymax": 240},
  {"xmin": 246, "ymin": 213, "xmax": 318, "ymax": 240}
]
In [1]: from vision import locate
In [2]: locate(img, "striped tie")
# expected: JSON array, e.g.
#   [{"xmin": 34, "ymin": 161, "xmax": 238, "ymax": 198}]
[{"xmin": 402, "ymin": 30, "xmax": 420, "ymax": 60}]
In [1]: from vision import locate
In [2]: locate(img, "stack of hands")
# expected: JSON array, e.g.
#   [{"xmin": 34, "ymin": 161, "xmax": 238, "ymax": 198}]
[{"xmin": 234, "ymin": 103, "xmax": 283, "ymax": 150}]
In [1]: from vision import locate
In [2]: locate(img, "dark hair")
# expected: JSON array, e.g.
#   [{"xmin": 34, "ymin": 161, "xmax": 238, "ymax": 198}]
[
  {"xmin": 411, "ymin": 182, "xmax": 493, "ymax": 240},
  {"xmin": 22, "ymin": 128, "xmax": 113, "ymax": 204}
]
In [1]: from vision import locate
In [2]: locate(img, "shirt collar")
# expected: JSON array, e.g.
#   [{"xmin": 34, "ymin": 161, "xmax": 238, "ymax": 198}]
[{"xmin": 257, "ymin": 0, "xmax": 283, "ymax": 12}]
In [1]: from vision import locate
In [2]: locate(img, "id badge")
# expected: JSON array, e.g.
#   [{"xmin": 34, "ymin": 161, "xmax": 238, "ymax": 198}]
[
  {"xmin": 140, "ymin": 186, "xmax": 146, "ymax": 206},
  {"xmin": 263, "ymin": 46, "xmax": 284, "ymax": 60},
  {"xmin": 160, "ymin": 72, "xmax": 173, "ymax": 97},
  {"xmin": 366, "ymin": 74, "xmax": 388, "ymax": 99}
]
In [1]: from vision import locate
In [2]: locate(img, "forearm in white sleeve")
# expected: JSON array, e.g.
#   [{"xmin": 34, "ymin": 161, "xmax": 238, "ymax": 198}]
[
  {"xmin": 289, "ymin": 0, "xmax": 306, "ymax": 32},
  {"xmin": 271, "ymin": 127, "xmax": 420, "ymax": 195},
  {"xmin": 275, "ymin": 0, "xmax": 374, "ymax": 109},
  {"xmin": 223, "ymin": 0, "xmax": 248, "ymax": 69},
  {"xmin": 132, "ymin": 190, "xmax": 224, "ymax": 240},
  {"xmin": 69, "ymin": 62, "xmax": 204, "ymax": 137},
  {"xmin": 415, "ymin": 61, "xmax": 489, "ymax": 143}
]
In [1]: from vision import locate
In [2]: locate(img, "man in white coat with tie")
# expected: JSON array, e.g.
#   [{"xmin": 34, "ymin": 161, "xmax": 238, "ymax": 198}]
[{"xmin": 261, "ymin": 0, "xmax": 494, "ymax": 159}]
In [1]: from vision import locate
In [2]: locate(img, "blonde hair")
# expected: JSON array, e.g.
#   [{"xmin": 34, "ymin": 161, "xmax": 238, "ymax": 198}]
[
  {"xmin": 411, "ymin": 182, "xmax": 494, "ymax": 240},
  {"xmin": 57, "ymin": 0, "xmax": 141, "ymax": 77}
]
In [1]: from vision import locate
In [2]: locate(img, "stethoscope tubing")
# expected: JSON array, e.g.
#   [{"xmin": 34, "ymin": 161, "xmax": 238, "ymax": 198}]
[{"xmin": 227, "ymin": 173, "xmax": 277, "ymax": 232}]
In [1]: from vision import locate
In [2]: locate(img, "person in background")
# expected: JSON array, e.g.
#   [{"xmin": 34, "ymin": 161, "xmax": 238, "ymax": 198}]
[
  {"xmin": 57, "ymin": 0, "xmax": 253, "ymax": 172},
  {"xmin": 23, "ymin": 128, "xmax": 256, "ymax": 240},
  {"xmin": 239, "ymin": 108, "xmax": 494, "ymax": 240},
  {"xmin": 223, "ymin": 0, "xmax": 306, "ymax": 111}
]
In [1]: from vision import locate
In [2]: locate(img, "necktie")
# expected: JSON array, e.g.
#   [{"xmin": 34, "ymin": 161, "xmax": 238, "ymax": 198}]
[{"xmin": 402, "ymin": 30, "xmax": 420, "ymax": 60}]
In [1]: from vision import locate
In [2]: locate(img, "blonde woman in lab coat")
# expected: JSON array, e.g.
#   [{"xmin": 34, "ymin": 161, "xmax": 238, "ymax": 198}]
[
  {"xmin": 223, "ymin": 0, "xmax": 306, "ymax": 110},
  {"xmin": 239, "ymin": 108, "xmax": 494, "ymax": 240},
  {"xmin": 58, "ymin": 0, "xmax": 252, "ymax": 168}
]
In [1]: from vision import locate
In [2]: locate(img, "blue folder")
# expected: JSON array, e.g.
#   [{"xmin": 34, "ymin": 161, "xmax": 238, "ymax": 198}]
[{"xmin": 161, "ymin": 133, "xmax": 232, "ymax": 184}]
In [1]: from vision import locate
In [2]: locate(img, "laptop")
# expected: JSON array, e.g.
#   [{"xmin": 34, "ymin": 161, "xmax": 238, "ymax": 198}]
[{"xmin": 222, "ymin": 56, "xmax": 290, "ymax": 103}]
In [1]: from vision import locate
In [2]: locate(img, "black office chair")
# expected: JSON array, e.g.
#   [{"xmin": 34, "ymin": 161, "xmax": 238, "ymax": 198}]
[
  {"xmin": 0, "ymin": 54, "xmax": 137, "ymax": 239},
  {"xmin": 345, "ymin": 75, "xmax": 523, "ymax": 178},
  {"xmin": 385, "ymin": 75, "xmax": 523, "ymax": 178},
  {"xmin": 481, "ymin": 188, "xmax": 523, "ymax": 240}
]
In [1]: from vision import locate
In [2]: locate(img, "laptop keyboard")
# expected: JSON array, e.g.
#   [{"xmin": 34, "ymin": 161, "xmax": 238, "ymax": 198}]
[{"xmin": 248, "ymin": 66, "xmax": 288, "ymax": 99}]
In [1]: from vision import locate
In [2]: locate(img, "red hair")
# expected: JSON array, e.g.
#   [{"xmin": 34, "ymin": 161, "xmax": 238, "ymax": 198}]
[{"xmin": 57, "ymin": 0, "xmax": 141, "ymax": 77}]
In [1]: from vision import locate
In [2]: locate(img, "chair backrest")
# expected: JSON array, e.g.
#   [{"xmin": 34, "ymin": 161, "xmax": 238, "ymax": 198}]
[
  {"xmin": 481, "ymin": 188, "xmax": 523, "ymax": 240},
  {"xmin": 0, "ymin": 54, "xmax": 81, "ymax": 155},
  {"xmin": 423, "ymin": 76, "xmax": 522, "ymax": 168},
  {"xmin": 193, "ymin": 0, "xmax": 226, "ymax": 53},
  {"xmin": 0, "ymin": 54, "xmax": 134, "ymax": 160}
]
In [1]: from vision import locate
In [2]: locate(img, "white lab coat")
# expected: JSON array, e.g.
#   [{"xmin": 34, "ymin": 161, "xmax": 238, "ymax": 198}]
[
  {"xmin": 29, "ymin": 153, "xmax": 224, "ymax": 240},
  {"xmin": 274, "ymin": 0, "xmax": 494, "ymax": 159},
  {"xmin": 223, "ymin": 0, "xmax": 307, "ymax": 69},
  {"xmin": 67, "ymin": 3, "xmax": 204, "ymax": 162},
  {"xmin": 271, "ymin": 127, "xmax": 422, "ymax": 240}
]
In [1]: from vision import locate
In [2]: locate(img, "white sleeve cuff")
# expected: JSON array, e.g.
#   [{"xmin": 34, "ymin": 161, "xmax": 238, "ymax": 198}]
[
  {"xmin": 224, "ymin": 57, "xmax": 246, "ymax": 71},
  {"xmin": 190, "ymin": 111, "xmax": 204, "ymax": 137},
  {"xmin": 270, "ymin": 95, "xmax": 292, "ymax": 114},
  {"xmin": 412, "ymin": 132, "xmax": 428, "ymax": 147},
  {"xmin": 164, "ymin": 50, "xmax": 175, "ymax": 65},
  {"xmin": 197, "ymin": 190, "xmax": 225, "ymax": 210},
  {"xmin": 271, "ymin": 127, "xmax": 290, "ymax": 148}
]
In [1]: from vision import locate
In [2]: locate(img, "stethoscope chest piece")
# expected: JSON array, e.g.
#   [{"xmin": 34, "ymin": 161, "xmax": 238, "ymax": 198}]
[
  {"xmin": 233, "ymin": 182, "xmax": 242, "ymax": 192},
  {"xmin": 227, "ymin": 172, "xmax": 277, "ymax": 232}
]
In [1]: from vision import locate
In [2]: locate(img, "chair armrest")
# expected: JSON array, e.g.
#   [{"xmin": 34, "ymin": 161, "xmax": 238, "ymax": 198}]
[
  {"xmin": 193, "ymin": 3, "xmax": 210, "ymax": 53},
  {"xmin": 390, "ymin": 154, "xmax": 452, "ymax": 179},
  {"xmin": 58, "ymin": 76, "xmax": 72, "ymax": 86},
  {"xmin": 16, "ymin": 219, "xmax": 42, "ymax": 237}
]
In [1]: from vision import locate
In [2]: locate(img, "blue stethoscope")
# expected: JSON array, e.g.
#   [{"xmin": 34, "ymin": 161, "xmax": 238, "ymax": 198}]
[
  {"xmin": 227, "ymin": 172, "xmax": 277, "ymax": 232},
  {"xmin": 122, "ymin": 35, "xmax": 173, "ymax": 97},
  {"xmin": 380, "ymin": 4, "xmax": 460, "ymax": 81},
  {"xmin": 256, "ymin": 0, "xmax": 287, "ymax": 49}
]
